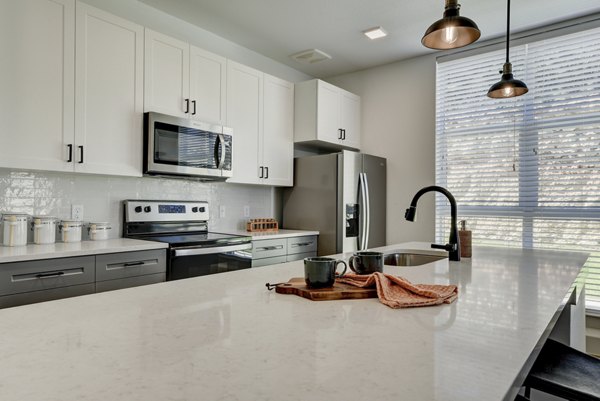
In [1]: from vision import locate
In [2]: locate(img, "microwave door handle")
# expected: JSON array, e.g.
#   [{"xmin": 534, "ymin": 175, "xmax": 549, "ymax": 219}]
[{"xmin": 217, "ymin": 134, "xmax": 226, "ymax": 169}]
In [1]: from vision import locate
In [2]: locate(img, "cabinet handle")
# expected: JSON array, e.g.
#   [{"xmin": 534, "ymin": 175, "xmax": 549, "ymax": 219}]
[
  {"xmin": 259, "ymin": 166, "xmax": 264, "ymax": 178},
  {"xmin": 192, "ymin": 100, "xmax": 197, "ymax": 115},
  {"xmin": 265, "ymin": 166, "xmax": 269, "ymax": 179},
  {"xmin": 184, "ymin": 98, "xmax": 190, "ymax": 114},
  {"xmin": 67, "ymin": 144, "xmax": 73, "ymax": 163},
  {"xmin": 257, "ymin": 245, "xmax": 284, "ymax": 251},
  {"xmin": 342, "ymin": 129, "xmax": 346, "ymax": 140},
  {"xmin": 124, "ymin": 261, "xmax": 145, "ymax": 267},
  {"xmin": 338, "ymin": 128, "xmax": 343, "ymax": 139},
  {"xmin": 36, "ymin": 271, "xmax": 65, "ymax": 279},
  {"xmin": 78, "ymin": 146, "xmax": 84, "ymax": 163},
  {"xmin": 292, "ymin": 242, "xmax": 313, "ymax": 247}
]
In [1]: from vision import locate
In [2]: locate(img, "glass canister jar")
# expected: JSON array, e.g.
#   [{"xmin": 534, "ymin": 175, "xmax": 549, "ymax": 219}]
[
  {"xmin": 31, "ymin": 216, "xmax": 57, "ymax": 245},
  {"xmin": 2, "ymin": 213, "xmax": 30, "ymax": 247},
  {"xmin": 87, "ymin": 222, "xmax": 111, "ymax": 241},
  {"xmin": 59, "ymin": 220, "xmax": 83, "ymax": 243}
]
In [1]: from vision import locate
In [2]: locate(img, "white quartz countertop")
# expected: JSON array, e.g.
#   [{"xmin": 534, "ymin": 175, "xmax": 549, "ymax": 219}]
[
  {"xmin": 223, "ymin": 228, "xmax": 319, "ymax": 240},
  {"xmin": 0, "ymin": 238, "xmax": 168, "ymax": 263},
  {"xmin": 0, "ymin": 242, "xmax": 587, "ymax": 401}
]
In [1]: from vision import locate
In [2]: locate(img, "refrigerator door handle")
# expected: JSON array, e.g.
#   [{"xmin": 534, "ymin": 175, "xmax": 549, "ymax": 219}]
[
  {"xmin": 363, "ymin": 173, "xmax": 371, "ymax": 249},
  {"xmin": 358, "ymin": 173, "xmax": 368, "ymax": 251}
]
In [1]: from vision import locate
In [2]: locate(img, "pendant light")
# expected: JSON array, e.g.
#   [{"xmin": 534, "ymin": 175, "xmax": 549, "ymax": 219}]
[
  {"xmin": 487, "ymin": 0, "xmax": 528, "ymax": 98},
  {"xmin": 422, "ymin": 0, "xmax": 480, "ymax": 50}
]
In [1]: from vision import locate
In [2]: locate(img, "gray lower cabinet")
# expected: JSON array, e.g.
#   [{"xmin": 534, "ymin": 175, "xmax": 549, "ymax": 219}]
[
  {"xmin": 95, "ymin": 250, "xmax": 166, "ymax": 292},
  {"xmin": 0, "ymin": 256, "xmax": 96, "ymax": 308},
  {"xmin": 252, "ymin": 235, "xmax": 318, "ymax": 267},
  {"xmin": 0, "ymin": 249, "xmax": 167, "ymax": 308}
]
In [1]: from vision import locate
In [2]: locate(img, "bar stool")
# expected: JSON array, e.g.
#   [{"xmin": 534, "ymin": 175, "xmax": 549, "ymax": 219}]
[{"xmin": 524, "ymin": 338, "xmax": 600, "ymax": 400}]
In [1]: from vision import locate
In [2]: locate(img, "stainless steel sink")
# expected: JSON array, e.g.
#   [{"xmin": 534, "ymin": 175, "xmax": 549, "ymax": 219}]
[{"xmin": 383, "ymin": 252, "xmax": 447, "ymax": 266}]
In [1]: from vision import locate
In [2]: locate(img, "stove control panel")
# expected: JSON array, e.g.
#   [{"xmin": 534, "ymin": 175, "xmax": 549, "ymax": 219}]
[{"xmin": 124, "ymin": 200, "xmax": 210, "ymax": 223}]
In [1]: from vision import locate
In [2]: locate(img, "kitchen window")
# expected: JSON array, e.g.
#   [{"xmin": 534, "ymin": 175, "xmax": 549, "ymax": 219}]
[{"xmin": 435, "ymin": 23, "xmax": 600, "ymax": 312}]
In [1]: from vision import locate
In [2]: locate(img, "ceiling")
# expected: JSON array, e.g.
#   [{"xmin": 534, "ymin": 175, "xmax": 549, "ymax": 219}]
[{"xmin": 139, "ymin": 0, "xmax": 600, "ymax": 78}]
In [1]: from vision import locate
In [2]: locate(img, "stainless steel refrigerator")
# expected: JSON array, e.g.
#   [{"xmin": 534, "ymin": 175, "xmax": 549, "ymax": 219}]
[{"xmin": 283, "ymin": 150, "xmax": 386, "ymax": 256}]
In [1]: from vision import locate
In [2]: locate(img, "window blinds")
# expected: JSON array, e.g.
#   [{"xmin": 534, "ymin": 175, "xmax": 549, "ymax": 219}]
[{"xmin": 435, "ymin": 26, "xmax": 600, "ymax": 310}]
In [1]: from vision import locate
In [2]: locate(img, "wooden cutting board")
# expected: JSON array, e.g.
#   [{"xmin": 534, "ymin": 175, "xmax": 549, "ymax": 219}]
[{"xmin": 275, "ymin": 278, "xmax": 377, "ymax": 301}]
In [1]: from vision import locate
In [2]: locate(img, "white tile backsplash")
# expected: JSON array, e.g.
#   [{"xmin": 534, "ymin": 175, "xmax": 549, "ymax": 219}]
[{"xmin": 0, "ymin": 169, "xmax": 276, "ymax": 238}]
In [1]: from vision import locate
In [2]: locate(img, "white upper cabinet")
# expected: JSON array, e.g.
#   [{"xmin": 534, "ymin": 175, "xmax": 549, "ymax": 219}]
[
  {"xmin": 262, "ymin": 74, "xmax": 294, "ymax": 187},
  {"xmin": 190, "ymin": 46, "xmax": 227, "ymax": 125},
  {"xmin": 294, "ymin": 79, "xmax": 361, "ymax": 150},
  {"xmin": 226, "ymin": 61, "xmax": 263, "ymax": 185},
  {"xmin": 144, "ymin": 30, "xmax": 226, "ymax": 125},
  {"xmin": 226, "ymin": 61, "xmax": 294, "ymax": 186},
  {"xmin": 0, "ymin": 0, "xmax": 75, "ymax": 172},
  {"xmin": 144, "ymin": 29, "xmax": 189, "ymax": 118},
  {"xmin": 339, "ymin": 89, "xmax": 361, "ymax": 150},
  {"xmin": 75, "ymin": 3, "xmax": 143, "ymax": 177}
]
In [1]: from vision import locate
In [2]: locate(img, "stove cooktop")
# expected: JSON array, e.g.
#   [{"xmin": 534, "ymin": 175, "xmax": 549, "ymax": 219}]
[{"xmin": 132, "ymin": 232, "xmax": 251, "ymax": 248}]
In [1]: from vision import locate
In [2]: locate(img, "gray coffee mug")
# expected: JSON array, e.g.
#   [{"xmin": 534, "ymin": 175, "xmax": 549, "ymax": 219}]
[
  {"xmin": 349, "ymin": 251, "xmax": 383, "ymax": 274},
  {"xmin": 304, "ymin": 257, "xmax": 347, "ymax": 289}
]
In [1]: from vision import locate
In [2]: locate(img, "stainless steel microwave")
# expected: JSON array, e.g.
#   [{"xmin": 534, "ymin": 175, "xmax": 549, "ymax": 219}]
[{"xmin": 144, "ymin": 112, "xmax": 233, "ymax": 180}]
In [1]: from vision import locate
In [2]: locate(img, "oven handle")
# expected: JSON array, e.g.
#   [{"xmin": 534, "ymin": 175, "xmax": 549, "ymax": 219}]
[{"xmin": 173, "ymin": 243, "xmax": 252, "ymax": 257}]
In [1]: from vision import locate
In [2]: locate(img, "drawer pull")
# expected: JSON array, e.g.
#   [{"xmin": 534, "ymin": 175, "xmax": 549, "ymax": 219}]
[
  {"xmin": 35, "ymin": 271, "xmax": 65, "ymax": 279},
  {"xmin": 292, "ymin": 242, "xmax": 313, "ymax": 247},
  {"xmin": 257, "ymin": 245, "xmax": 284, "ymax": 251},
  {"xmin": 123, "ymin": 261, "xmax": 145, "ymax": 267}
]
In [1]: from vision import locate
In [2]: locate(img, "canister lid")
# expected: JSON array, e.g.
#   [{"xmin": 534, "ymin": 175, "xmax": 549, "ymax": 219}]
[
  {"xmin": 32, "ymin": 215, "xmax": 57, "ymax": 221},
  {"xmin": 2, "ymin": 213, "xmax": 30, "ymax": 220},
  {"xmin": 88, "ymin": 222, "xmax": 111, "ymax": 230},
  {"xmin": 60, "ymin": 219, "xmax": 83, "ymax": 226}
]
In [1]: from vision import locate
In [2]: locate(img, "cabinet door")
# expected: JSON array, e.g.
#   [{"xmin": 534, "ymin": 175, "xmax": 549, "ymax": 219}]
[
  {"xmin": 190, "ymin": 46, "xmax": 227, "ymax": 125},
  {"xmin": 316, "ymin": 80, "xmax": 342, "ymax": 144},
  {"xmin": 262, "ymin": 74, "xmax": 294, "ymax": 186},
  {"xmin": 340, "ymin": 90, "xmax": 361, "ymax": 150},
  {"xmin": 144, "ymin": 29, "xmax": 189, "ymax": 117},
  {"xmin": 226, "ymin": 61, "xmax": 263, "ymax": 185},
  {"xmin": 0, "ymin": 0, "xmax": 75, "ymax": 172},
  {"xmin": 74, "ymin": 3, "xmax": 143, "ymax": 176}
]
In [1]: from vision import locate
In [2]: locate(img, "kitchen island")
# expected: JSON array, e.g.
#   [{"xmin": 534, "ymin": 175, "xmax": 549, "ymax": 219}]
[{"xmin": 0, "ymin": 242, "xmax": 587, "ymax": 401}]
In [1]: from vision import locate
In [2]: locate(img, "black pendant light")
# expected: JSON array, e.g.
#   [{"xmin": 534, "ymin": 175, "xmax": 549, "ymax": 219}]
[
  {"xmin": 422, "ymin": 0, "xmax": 481, "ymax": 50},
  {"xmin": 487, "ymin": 0, "xmax": 528, "ymax": 98}
]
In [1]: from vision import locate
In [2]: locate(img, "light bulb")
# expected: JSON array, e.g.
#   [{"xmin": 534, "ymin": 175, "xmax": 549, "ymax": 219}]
[
  {"xmin": 442, "ymin": 27, "xmax": 458, "ymax": 44},
  {"xmin": 503, "ymin": 87, "xmax": 515, "ymax": 97}
]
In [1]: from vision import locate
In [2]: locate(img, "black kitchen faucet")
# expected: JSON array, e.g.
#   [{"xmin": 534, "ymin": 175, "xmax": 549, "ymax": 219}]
[{"xmin": 405, "ymin": 185, "xmax": 461, "ymax": 261}]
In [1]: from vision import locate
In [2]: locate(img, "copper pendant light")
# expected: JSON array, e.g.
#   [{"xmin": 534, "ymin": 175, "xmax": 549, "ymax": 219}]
[
  {"xmin": 487, "ymin": 0, "xmax": 528, "ymax": 98},
  {"xmin": 422, "ymin": 0, "xmax": 481, "ymax": 50}
]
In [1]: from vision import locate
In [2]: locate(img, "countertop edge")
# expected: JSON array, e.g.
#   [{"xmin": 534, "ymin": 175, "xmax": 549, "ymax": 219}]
[{"xmin": 0, "ymin": 239, "xmax": 168, "ymax": 264}]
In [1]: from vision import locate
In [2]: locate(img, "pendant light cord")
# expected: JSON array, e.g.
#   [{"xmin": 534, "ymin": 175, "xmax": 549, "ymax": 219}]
[{"xmin": 506, "ymin": 0, "xmax": 511, "ymax": 63}]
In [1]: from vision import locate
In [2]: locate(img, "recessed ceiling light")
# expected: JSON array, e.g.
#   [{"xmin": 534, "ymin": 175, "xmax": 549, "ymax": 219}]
[{"xmin": 363, "ymin": 26, "xmax": 388, "ymax": 40}]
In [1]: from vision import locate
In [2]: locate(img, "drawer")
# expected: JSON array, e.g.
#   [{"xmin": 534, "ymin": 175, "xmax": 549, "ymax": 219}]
[
  {"xmin": 252, "ymin": 238, "xmax": 287, "ymax": 259},
  {"xmin": 0, "ymin": 283, "xmax": 95, "ymax": 309},
  {"xmin": 95, "ymin": 273, "xmax": 165, "ymax": 293},
  {"xmin": 252, "ymin": 255, "xmax": 287, "ymax": 268},
  {"xmin": 0, "ymin": 256, "xmax": 95, "ymax": 296},
  {"xmin": 286, "ymin": 251, "xmax": 317, "ymax": 263},
  {"xmin": 96, "ymin": 250, "xmax": 166, "ymax": 282},
  {"xmin": 287, "ymin": 236, "xmax": 318, "ymax": 255}
]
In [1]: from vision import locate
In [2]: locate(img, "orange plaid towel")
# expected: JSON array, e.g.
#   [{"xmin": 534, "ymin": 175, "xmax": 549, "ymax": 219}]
[{"xmin": 337, "ymin": 272, "xmax": 458, "ymax": 309}]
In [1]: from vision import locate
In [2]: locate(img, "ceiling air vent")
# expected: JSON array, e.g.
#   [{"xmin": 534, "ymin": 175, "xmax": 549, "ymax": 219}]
[{"xmin": 290, "ymin": 49, "xmax": 332, "ymax": 65}]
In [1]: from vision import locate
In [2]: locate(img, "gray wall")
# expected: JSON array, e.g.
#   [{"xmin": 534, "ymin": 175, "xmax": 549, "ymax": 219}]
[{"xmin": 327, "ymin": 54, "xmax": 437, "ymax": 244}]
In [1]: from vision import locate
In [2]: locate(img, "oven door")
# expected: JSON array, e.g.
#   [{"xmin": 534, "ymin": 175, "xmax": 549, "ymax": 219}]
[
  {"xmin": 145, "ymin": 112, "xmax": 232, "ymax": 178},
  {"xmin": 168, "ymin": 243, "xmax": 252, "ymax": 281}
]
